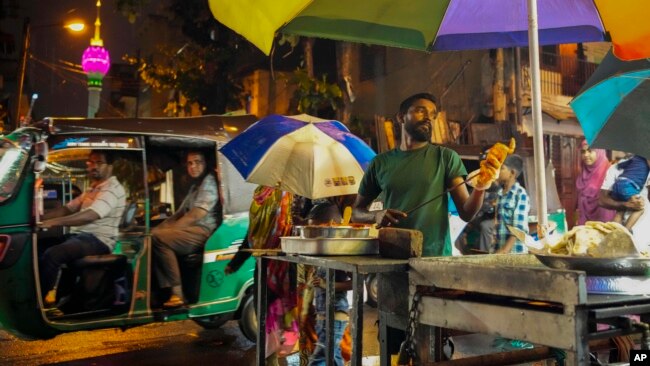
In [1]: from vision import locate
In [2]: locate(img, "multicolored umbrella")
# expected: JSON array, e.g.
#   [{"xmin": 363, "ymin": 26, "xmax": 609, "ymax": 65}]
[
  {"xmin": 209, "ymin": 0, "xmax": 650, "ymax": 228},
  {"xmin": 219, "ymin": 114, "xmax": 376, "ymax": 199},
  {"xmin": 570, "ymin": 51, "xmax": 650, "ymax": 158},
  {"xmin": 209, "ymin": 0, "xmax": 650, "ymax": 61}
]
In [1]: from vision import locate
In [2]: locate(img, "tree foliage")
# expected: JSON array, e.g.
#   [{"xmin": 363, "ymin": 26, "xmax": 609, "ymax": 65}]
[
  {"xmin": 118, "ymin": 0, "xmax": 266, "ymax": 114},
  {"xmin": 290, "ymin": 68, "xmax": 343, "ymax": 117},
  {"xmin": 116, "ymin": 0, "xmax": 343, "ymax": 118}
]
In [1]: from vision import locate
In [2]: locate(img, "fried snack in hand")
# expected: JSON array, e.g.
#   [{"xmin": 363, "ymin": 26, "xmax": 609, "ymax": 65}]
[{"xmin": 471, "ymin": 138, "xmax": 516, "ymax": 189}]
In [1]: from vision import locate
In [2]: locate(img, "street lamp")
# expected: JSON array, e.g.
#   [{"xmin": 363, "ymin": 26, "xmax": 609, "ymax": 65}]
[{"xmin": 14, "ymin": 18, "xmax": 85, "ymax": 128}]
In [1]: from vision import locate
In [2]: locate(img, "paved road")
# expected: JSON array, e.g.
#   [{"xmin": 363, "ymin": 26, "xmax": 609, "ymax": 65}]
[{"xmin": 0, "ymin": 305, "xmax": 381, "ymax": 366}]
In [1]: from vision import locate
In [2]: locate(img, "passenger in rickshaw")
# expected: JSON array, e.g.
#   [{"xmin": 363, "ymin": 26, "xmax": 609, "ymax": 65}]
[
  {"xmin": 38, "ymin": 150, "xmax": 127, "ymax": 309},
  {"xmin": 151, "ymin": 150, "xmax": 218, "ymax": 308}
]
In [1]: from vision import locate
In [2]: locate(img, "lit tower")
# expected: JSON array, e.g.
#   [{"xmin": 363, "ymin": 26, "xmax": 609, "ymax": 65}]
[{"xmin": 81, "ymin": 0, "xmax": 110, "ymax": 118}]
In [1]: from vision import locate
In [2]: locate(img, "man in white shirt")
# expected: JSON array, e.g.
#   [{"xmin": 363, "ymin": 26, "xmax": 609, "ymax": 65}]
[{"xmin": 39, "ymin": 150, "xmax": 126, "ymax": 308}]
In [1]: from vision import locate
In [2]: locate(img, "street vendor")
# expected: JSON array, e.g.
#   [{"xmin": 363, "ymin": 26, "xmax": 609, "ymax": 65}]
[{"xmin": 352, "ymin": 92, "xmax": 504, "ymax": 257}]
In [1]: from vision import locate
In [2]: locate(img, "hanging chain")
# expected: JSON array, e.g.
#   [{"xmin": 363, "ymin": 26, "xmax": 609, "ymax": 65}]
[{"xmin": 397, "ymin": 290, "xmax": 422, "ymax": 365}]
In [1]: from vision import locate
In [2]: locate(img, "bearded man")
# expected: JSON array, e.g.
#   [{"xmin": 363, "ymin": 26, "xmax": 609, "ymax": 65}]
[{"xmin": 352, "ymin": 93, "xmax": 503, "ymax": 257}]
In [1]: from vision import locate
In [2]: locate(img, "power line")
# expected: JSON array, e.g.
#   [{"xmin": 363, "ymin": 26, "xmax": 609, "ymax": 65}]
[{"xmin": 28, "ymin": 55, "xmax": 129, "ymax": 117}]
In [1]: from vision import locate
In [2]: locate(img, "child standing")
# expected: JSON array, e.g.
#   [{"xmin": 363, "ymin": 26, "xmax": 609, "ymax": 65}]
[
  {"xmin": 305, "ymin": 199, "xmax": 353, "ymax": 366},
  {"xmin": 308, "ymin": 268, "xmax": 352, "ymax": 366},
  {"xmin": 494, "ymin": 154, "xmax": 531, "ymax": 254}
]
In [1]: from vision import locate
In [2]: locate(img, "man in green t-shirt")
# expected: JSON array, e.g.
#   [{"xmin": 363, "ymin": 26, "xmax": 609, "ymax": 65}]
[{"xmin": 352, "ymin": 92, "xmax": 501, "ymax": 256}]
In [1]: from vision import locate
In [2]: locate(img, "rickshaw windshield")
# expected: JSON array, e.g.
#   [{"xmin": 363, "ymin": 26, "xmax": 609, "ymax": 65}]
[{"xmin": 0, "ymin": 138, "xmax": 29, "ymax": 204}]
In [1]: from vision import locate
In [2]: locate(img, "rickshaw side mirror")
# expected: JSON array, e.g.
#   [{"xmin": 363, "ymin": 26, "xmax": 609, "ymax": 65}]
[{"xmin": 33, "ymin": 141, "xmax": 48, "ymax": 173}]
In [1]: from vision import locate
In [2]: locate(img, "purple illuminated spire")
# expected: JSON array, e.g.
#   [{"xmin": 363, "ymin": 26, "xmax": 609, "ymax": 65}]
[{"xmin": 81, "ymin": 0, "xmax": 110, "ymax": 86}]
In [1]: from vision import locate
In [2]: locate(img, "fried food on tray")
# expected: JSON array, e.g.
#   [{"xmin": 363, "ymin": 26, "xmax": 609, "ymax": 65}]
[{"xmin": 543, "ymin": 221, "xmax": 639, "ymax": 258}]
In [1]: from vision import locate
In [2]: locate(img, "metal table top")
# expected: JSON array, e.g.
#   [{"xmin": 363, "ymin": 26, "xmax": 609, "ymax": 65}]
[{"xmin": 267, "ymin": 254, "xmax": 409, "ymax": 274}]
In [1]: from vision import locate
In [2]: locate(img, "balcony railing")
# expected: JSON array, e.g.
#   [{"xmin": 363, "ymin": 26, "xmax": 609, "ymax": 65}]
[{"xmin": 529, "ymin": 52, "xmax": 599, "ymax": 97}]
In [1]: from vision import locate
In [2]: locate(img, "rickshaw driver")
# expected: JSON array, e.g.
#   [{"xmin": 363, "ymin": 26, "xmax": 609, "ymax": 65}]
[
  {"xmin": 38, "ymin": 150, "xmax": 126, "ymax": 308},
  {"xmin": 151, "ymin": 151, "xmax": 218, "ymax": 308}
]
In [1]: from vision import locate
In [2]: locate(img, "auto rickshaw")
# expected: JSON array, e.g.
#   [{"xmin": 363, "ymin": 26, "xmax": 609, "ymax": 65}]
[{"xmin": 0, "ymin": 115, "xmax": 258, "ymax": 341}]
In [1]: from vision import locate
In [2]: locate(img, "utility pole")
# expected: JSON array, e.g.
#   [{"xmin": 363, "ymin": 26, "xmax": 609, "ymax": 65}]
[{"xmin": 15, "ymin": 18, "xmax": 31, "ymax": 129}]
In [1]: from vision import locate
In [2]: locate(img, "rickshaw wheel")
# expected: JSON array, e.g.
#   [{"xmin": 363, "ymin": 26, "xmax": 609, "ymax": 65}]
[{"xmin": 238, "ymin": 292, "xmax": 257, "ymax": 343}]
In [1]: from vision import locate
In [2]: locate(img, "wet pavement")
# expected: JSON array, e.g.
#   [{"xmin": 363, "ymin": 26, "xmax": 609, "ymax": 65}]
[
  {"xmin": 0, "ymin": 304, "xmax": 585, "ymax": 365},
  {"xmin": 0, "ymin": 305, "xmax": 381, "ymax": 366},
  {"xmin": 0, "ymin": 319, "xmax": 256, "ymax": 365}
]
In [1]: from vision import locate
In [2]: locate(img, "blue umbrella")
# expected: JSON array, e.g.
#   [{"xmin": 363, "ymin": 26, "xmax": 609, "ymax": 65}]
[
  {"xmin": 571, "ymin": 51, "xmax": 650, "ymax": 158},
  {"xmin": 219, "ymin": 114, "xmax": 376, "ymax": 199}
]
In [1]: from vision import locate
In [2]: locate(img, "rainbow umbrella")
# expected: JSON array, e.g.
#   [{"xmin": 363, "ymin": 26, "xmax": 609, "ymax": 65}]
[
  {"xmin": 219, "ymin": 114, "xmax": 376, "ymax": 199},
  {"xmin": 210, "ymin": 0, "xmax": 650, "ymax": 229},
  {"xmin": 209, "ymin": 0, "xmax": 650, "ymax": 61}
]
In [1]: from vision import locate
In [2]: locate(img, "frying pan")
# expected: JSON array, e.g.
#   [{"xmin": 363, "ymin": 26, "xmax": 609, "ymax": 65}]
[{"xmin": 534, "ymin": 253, "xmax": 650, "ymax": 276}]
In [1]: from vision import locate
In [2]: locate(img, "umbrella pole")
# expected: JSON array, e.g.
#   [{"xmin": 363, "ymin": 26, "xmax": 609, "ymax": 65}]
[{"xmin": 526, "ymin": 0, "xmax": 549, "ymax": 236}]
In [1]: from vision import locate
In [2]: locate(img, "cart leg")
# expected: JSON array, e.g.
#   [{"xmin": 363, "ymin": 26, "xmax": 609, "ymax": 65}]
[
  {"xmin": 379, "ymin": 311, "xmax": 391, "ymax": 366},
  {"xmin": 256, "ymin": 257, "xmax": 268, "ymax": 366},
  {"xmin": 351, "ymin": 272, "xmax": 364, "ymax": 366},
  {"xmin": 413, "ymin": 324, "xmax": 434, "ymax": 363},
  {"xmin": 566, "ymin": 307, "xmax": 590, "ymax": 366},
  {"xmin": 325, "ymin": 269, "xmax": 335, "ymax": 366},
  {"xmin": 379, "ymin": 311, "xmax": 408, "ymax": 366}
]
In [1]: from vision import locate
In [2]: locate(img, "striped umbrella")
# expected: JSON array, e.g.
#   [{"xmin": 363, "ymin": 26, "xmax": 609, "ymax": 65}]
[
  {"xmin": 571, "ymin": 50, "xmax": 650, "ymax": 158},
  {"xmin": 211, "ymin": 0, "xmax": 650, "ymax": 229},
  {"xmin": 219, "ymin": 114, "xmax": 376, "ymax": 199},
  {"xmin": 209, "ymin": 0, "xmax": 650, "ymax": 61}
]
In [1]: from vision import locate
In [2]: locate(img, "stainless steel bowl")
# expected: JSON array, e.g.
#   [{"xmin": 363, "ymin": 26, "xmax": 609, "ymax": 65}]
[{"xmin": 296, "ymin": 225, "xmax": 370, "ymax": 239}]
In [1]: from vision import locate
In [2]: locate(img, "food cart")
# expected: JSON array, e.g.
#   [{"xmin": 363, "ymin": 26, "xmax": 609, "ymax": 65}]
[
  {"xmin": 254, "ymin": 225, "xmax": 650, "ymax": 366},
  {"xmin": 256, "ymin": 254, "xmax": 408, "ymax": 366},
  {"xmin": 402, "ymin": 254, "xmax": 650, "ymax": 365}
]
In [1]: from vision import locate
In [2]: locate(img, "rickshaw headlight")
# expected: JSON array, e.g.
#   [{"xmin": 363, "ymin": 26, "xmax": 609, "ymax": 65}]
[{"xmin": 0, "ymin": 235, "xmax": 9, "ymax": 263}]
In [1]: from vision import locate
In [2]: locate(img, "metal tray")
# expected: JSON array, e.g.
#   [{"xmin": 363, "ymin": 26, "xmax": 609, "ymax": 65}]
[
  {"xmin": 535, "ymin": 254, "xmax": 650, "ymax": 276},
  {"xmin": 586, "ymin": 276, "xmax": 650, "ymax": 295},
  {"xmin": 281, "ymin": 236, "xmax": 378, "ymax": 256},
  {"xmin": 295, "ymin": 225, "xmax": 370, "ymax": 239}
]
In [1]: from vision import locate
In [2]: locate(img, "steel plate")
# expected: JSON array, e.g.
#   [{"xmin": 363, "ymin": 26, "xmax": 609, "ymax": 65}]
[
  {"xmin": 281, "ymin": 237, "xmax": 378, "ymax": 256},
  {"xmin": 535, "ymin": 254, "xmax": 650, "ymax": 276}
]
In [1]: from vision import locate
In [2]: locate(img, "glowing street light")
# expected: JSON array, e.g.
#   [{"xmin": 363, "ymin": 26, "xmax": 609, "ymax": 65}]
[
  {"xmin": 14, "ymin": 19, "xmax": 85, "ymax": 128},
  {"xmin": 65, "ymin": 22, "xmax": 85, "ymax": 32}
]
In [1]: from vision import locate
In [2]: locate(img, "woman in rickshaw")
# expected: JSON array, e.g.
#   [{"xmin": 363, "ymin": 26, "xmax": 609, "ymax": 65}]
[{"xmin": 151, "ymin": 150, "xmax": 219, "ymax": 308}]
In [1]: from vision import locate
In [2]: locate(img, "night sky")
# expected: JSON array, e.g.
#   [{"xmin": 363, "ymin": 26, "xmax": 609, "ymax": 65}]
[{"xmin": 22, "ymin": 0, "xmax": 138, "ymax": 119}]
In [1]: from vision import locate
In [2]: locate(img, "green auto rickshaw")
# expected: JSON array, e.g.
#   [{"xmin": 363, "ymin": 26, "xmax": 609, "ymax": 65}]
[{"xmin": 0, "ymin": 115, "xmax": 258, "ymax": 341}]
